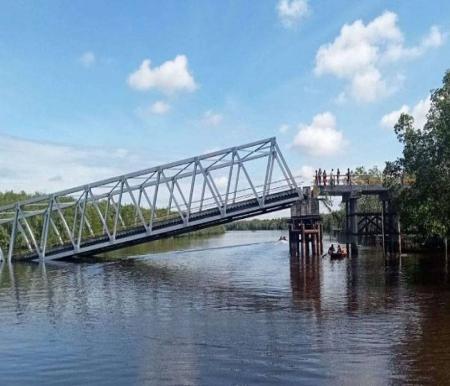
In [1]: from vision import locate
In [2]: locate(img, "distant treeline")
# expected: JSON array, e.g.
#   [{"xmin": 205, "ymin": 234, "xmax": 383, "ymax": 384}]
[
  {"xmin": 0, "ymin": 191, "xmax": 225, "ymax": 254},
  {"xmin": 225, "ymin": 214, "xmax": 344, "ymax": 233},
  {"xmin": 225, "ymin": 218, "xmax": 289, "ymax": 231}
]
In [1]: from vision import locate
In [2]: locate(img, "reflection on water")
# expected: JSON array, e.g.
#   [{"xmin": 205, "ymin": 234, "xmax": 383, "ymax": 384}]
[{"xmin": 0, "ymin": 231, "xmax": 450, "ymax": 385}]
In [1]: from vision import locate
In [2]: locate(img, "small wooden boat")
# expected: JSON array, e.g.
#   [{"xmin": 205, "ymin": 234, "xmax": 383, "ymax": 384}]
[{"xmin": 329, "ymin": 251, "xmax": 347, "ymax": 259}]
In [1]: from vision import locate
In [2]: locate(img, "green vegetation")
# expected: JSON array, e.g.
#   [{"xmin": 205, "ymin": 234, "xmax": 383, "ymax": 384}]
[
  {"xmin": 384, "ymin": 70, "xmax": 450, "ymax": 244},
  {"xmin": 0, "ymin": 191, "xmax": 224, "ymax": 256},
  {"xmin": 2, "ymin": 71, "xmax": 449, "ymax": 252},
  {"xmin": 225, "ymin": 218, "xmax": 288, "ymax": 231},
  {"xmin": 321, "ymin": 210, "xmax": 344, "ymax": 233}
]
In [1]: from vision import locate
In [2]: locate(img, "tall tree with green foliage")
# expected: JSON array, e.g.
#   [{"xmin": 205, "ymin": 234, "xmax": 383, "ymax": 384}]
[{"xmin": 384, "ymin": 70, "xmax": 450, "ymax": 243}]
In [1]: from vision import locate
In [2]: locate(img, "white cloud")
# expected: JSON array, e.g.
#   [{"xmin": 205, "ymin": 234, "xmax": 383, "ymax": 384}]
[
  {"xmin": 150, "ymin": 100, "xmax": 171, "ymax": 115},
  {"xmin": 350, "ymin": 67, "xmax": 388, "ymax": 102},
  {"xmin": 277, "ymin": 0, "xmax": 309, "ymax": 28},
  {"xmin": 127, "ymin": 55, "xmax": 197, "ymax": 94},
  {"xmin": 411, "ymin": 97, "xmax": 432, "ymax": 129},
  {"xmin": 0, "ymin": 135, "xmax": 153, "ymax": 193},
  {"xmin": 279, "ymin": 124, "xmax": 290, "ymax": 134},
  {"xmin": 213, "ymin": 176, "xmax": 229, "ymax": 190},
  {"xmin": 314, "ymin": 11, "xmax": 445, "ymax": 102},
  {"xmin": 79, "ymin": 51, "xmax": 96, "ymax": 68},
  {"xmin": 202, "ymin": 111, "xmax": 223, "ymax": 127},
  {"xmin": 380, "ymin": 96, "xmax": 431, "ymax": 129},
  {"xmin": 292, "ymin": 112, "xmax": 346, "ymax": 156},
  {"xmin": 295, "ymin": 165, "xmax": 315, "ymax": 185},
  {"xmin": 422, "ymin": 25, "xmax": 446, "ymax": 48},
  {"xmin": 380, "ymin": 104, "xmax": 410, "ymax": 129}
]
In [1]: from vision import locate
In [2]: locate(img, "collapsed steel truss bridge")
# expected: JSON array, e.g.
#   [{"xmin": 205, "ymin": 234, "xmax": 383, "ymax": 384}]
[{"xmin": 0, "ymin": 138, "xmax": 302, "ymax": 261}]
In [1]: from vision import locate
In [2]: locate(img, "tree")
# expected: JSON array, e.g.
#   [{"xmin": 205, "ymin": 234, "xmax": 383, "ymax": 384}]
[{"xmin": 385, "ymin": 70, "xmax": 450, "ymax": 243}]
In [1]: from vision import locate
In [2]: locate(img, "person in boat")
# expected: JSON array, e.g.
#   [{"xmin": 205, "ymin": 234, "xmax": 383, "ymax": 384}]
[
  {"xmin": 337, "ymin": 245, "xmax": 342, "ymax": 254},
  {"xmin": 278, "ymin": 235, "xmax": 287, "ymax": 241},
  {"xmin": 328, "ymin": 244, "xmax": 335, "ymax": 254}
]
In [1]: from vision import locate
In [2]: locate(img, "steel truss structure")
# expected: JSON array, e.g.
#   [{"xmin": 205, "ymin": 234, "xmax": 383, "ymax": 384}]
[{"xmin": 0, "ymin": 138, "xmax": 301, "ymax": 261}]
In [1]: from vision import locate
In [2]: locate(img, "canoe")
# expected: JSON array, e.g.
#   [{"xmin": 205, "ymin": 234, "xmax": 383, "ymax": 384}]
[{"xmin": 329, "ymin": 251, "xmax": 347, "ymax": 259}]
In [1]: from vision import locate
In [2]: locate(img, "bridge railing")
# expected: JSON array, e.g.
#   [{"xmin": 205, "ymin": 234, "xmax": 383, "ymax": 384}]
[
  {"xmin": 313, "ymin": 173, "xmax": 383, "ymax": 187},
  {"xmin": 312, "ymin": 171, "xmax": 414, "ymax": 188},
  {"xmin": 0, "ymin": 137, "xmax": 301, "ymax": 261}
]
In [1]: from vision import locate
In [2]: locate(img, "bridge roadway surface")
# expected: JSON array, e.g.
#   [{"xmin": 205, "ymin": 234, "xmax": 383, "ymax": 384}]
[
  {"xmin": 20, "ymin": 188, "xmax": 300, "ymax": 261},
  {"xmin": 318, "ymin": 184, "xmax": 388, "ymax": 197}
]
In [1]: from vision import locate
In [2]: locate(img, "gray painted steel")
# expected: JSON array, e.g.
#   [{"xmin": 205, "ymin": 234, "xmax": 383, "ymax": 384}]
[{"xmin": 0, "ymin": 138, "xmax": 301, "ymax": 261}]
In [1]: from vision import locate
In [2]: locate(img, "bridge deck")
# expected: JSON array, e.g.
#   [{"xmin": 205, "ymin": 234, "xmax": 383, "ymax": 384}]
[
  {"xmin": 318, "ymin": 184, "xmax": 388, "ymax": 197},
  {"xmin": 18, "ymin": 188, "xmax": 300, "ymax": 261}
]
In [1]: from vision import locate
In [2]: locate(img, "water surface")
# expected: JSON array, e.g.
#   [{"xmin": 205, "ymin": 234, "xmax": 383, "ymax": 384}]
[{"xmin": 1, "ymin": 231, "xmax": 450, "ymax": 385}]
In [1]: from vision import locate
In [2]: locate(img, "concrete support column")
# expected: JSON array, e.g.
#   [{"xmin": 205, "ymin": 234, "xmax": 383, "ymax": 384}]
[
  {"xmin": 319, "ymin": 223, "xmax": 323, "ymax": 254},
  {"xmin": 301, "ymin": 224, "xmax": 306, "ymax": 258},
  {"xmin": 289, "ymin": 227, "xmax": 299, "ymax": 258},
  {"xmin": 345, "ymin": 197, "xmax": 359, "ymax": 255}
]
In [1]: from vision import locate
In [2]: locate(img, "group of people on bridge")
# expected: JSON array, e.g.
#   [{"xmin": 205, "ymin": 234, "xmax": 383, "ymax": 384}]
[{"xmin": 314, "ymin": 168, "xmax": 352, "ymax": 187}]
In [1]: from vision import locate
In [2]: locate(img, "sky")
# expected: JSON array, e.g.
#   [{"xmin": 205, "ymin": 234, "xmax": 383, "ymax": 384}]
[{"xmin": 0, "ymin": 0, "xmax": 449, "ymax": 193}]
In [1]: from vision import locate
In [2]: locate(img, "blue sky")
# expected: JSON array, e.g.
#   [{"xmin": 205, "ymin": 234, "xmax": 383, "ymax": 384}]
[{"xmin": 0, "ymin": 0, "xmax": 449, "ymax": 192}]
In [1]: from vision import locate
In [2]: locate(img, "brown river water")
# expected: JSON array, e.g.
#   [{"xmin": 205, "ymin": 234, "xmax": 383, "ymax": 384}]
[{"xmin": 0, "ymin": 231, "xmax": 449, "ymax": 385}]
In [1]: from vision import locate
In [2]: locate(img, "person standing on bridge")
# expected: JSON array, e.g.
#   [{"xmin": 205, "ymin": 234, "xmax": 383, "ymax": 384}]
[
  {"xmin": 337, "ymin": 168, "xmax": 341, "ymax": 185},
  {"xmin": 318, "ymin": 168, "xmax": 322, "ymax": 185},
  {"xmin": 330, "ymin": 169, "xmax": 334, "ymax": 187},
  {"xmin": 323, "ymin": 169, "xmax": 327, "ymax": 187},
  {"xmin": 346, "ymin": 168, "xmax": 351, "ymax": 185},
  {"xmin": 315, "ymin": 170, "xmax": 318, "ymax": 185}
]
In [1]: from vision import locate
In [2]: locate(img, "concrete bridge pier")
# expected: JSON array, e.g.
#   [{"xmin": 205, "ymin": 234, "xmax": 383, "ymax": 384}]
[
  {"xmin": 343, "ymin": 193, "xmax": 360, "ymax": 256},
  {"xmin": 381, "ymin": 197, "xmax": 401, "ymax": 255},
  {"xmin": 288, "ymin": 187, "xmax": 322, "ymax": 258}
]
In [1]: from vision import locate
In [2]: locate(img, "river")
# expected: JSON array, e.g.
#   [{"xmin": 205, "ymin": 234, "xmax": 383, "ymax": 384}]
[{"xmin": 0, "ymin": 231, "xmax": 449, "ymax": 385}]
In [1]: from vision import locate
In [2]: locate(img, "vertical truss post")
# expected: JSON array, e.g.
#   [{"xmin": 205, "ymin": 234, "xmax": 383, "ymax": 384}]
[
  {"xmin": 7, "ymin": 204, "xmax": 19, "ymax": 261},
  {"xmin": 224, "ymin": 150, "xmax": 235, "ymax": 214},
  {"xmin": 134, "ymin": 188, "xmax": 143, "ymax": 226},
  {"xmin": 104, "ymin": 197, "xmax": 110, "ymax": 233},
  {"xmin": 149, "ymin": 171, "xmax": 160, "ymax": 231},
  {"xmin": 262, "ymin": 144, "xmax": 274, "ymax": 205},
  {"xmin": 187, "ymin": 161, "xmax": 197, "ymax": 222},
  {"xmin": 167, "ymin": 179, "xmax": 175, "ymax": 216},
  {"xmin": 72, "ymin": 201, "xmax": 79, "ymax": 240},
  {"xmin": 113, "ymin": 180, "xmax": 124, "ymax": 240},
  {"xmin": 266, "ymin": 150, "xmax": 275, "ymax": 197},
  {"xmin": 199, "ymin": 176, "xmax": 207, "ymax": 211},
  {"xmin": 77, "ymin": 189, "xmax": 89, "ymax": 250},
  {"xmin": 232, "ymin": 164, "xmax": 241, "ymax": 204},
  {"xmin": 40, "ymin": 197, "xmax": 54, "ymax": 258}
]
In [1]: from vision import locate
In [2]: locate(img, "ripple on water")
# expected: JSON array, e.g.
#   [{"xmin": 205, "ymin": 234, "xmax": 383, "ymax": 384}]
[{"xmin": 0, "ymin": 231, "xmax": 450, "ymax": 385}]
